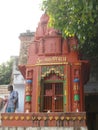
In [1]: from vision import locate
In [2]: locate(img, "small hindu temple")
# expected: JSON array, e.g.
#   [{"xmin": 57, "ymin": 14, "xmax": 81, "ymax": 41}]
[{"xmin": 1, "ymin": 13, "xmax": 90, "ymax": 130}]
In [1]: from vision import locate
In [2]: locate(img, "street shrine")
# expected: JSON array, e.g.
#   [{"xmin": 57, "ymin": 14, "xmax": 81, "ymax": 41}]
[
  {"xmin": 19, "ymin": 13, "xmax": 90, "ymax": 113},
  {"xmin": 1, "ymin": 14, "xmax": 90, "ymax": 129}
]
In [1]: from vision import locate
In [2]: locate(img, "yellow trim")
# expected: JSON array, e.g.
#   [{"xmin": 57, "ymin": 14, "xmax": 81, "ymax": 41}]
[
  {"xmin": 3, "ymin": 116, "xmax": 8, "ymax": 120},
  {"xmin": 55, "ymin": 116, "xmax": 59, "ymax": 120},
  {"xmin": 15, "ymin": 116, "xmax": 19, "ymax": 120},
  {"xmin": 74, "ymin": 63, "xmax": 81, "ymax": 66},
  {"xmin": 9, "ymin": 116, "xmax": 13, "ymax": 120},
  {"xmin": 41, "ymin": 67, "xmax": 64, "ymax": 78},
  {"xmin": 49, "ymin": 116, "xmax": 53, "ymax": 120},
  {"xmin": 26, "ymin": 62, "xmax": 69, "ymax": 67},
  {"xmin": 36, "ymin": 67, "xmax": 39, "ymax": 112},
  {"xmin": 37, "ymin": 116, "xmax": 42, "ymax": 120},
  {"xmin": 26, "ymin": 116, "xmax": 30, "ymax": 120},
  {"xmin": 65, "ymin": 65, "xmax": 68, "ymax": 111},
  {"xmin": 20, "ymin": 116, "xmax": 25, "ymax": 120},
  {"xmin": 1, "ymin": 114, "xmax": 86, "ymax": 121}
]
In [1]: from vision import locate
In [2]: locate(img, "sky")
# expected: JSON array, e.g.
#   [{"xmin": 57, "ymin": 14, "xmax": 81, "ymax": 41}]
[{"xmin": 0, "ymin": 0, "xmax": 43, "ymax": 64}]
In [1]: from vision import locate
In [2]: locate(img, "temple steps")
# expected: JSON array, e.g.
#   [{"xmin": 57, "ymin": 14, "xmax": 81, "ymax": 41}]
[{"xmin": 0, "ymin": 127, "xmax": 88, "ymax": 130}]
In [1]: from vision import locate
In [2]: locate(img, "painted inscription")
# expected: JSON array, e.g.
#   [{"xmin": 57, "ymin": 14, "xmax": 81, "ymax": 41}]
[{"xmin": 36, "ymin": 56, "xmax": 67, "ymax": 64}]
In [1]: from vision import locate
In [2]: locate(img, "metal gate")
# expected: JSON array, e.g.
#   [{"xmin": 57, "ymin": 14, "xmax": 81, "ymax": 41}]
[{"xmin": 42, "ymin": 83, "xmax": 63, "ymax": 112}]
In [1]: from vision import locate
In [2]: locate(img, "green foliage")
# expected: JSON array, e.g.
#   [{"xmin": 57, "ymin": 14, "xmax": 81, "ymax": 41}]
[
  {"xmin": 0, "ymin": 59, "xmax": 13, "ymax": 85},
  {"xmin": 41, "ymin": 0, "xmax": 98, "ymax": 56}
]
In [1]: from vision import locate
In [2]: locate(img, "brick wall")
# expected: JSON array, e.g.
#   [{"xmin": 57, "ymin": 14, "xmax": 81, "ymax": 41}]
[{"xmin": 19, "ymin": 30, "xmax": 35, "ymax": 65}]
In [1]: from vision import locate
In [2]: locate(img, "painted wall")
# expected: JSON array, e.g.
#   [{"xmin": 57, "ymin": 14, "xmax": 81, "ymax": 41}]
[
  {"xmin": 14, "ymin": 84, "xmax": 25, "ymax": 112},
  {"xmin": 12, "ymin": 56, "xmax": 25, "ymax": 112}
]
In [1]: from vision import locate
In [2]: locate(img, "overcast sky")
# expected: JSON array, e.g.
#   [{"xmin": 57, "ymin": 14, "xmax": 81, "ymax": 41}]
[{"xmin": 0, "ymin": 0, "xmax": 43, "ymax": 64}]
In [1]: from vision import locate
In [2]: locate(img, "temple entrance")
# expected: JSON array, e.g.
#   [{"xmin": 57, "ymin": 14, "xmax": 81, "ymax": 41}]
[{"xmin": 41, "ymin": 83, "xmax": 63, "ymax": 112}]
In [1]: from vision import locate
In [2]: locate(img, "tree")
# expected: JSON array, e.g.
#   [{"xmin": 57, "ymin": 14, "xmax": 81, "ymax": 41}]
[
  {"xmin": 41, "ymin": 0, "xmax": 98, "ymax": 57},
  {"xmin": 0, "ymin": 59, "xmax": 13, "ymax": 85}
]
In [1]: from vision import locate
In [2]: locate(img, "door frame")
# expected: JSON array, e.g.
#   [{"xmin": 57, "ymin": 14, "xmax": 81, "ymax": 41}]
[{"xmin": 40, "ymin": 80, "xmax": 65, "ymax": 112}]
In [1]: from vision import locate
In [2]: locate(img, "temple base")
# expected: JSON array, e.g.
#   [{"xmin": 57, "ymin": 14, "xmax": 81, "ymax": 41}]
[
  {"xmin": 1, "ymin": 112, "xmax": 87, "ymax": 128},
  {"xmin": 0, "ymin": 127, "xmax": 88, "ymax": 130}
]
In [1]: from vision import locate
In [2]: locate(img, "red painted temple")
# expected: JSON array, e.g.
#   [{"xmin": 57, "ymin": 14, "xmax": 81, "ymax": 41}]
[
  {"xmin": 19, "ymin": 13, "xmax": 89, "ymax": 113},
  {"xmin": 1, "ymin": 13, "xmax": 90, "ymax": 128}
]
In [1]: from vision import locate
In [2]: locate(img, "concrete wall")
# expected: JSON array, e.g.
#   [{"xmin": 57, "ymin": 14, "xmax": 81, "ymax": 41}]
[
  {"xmin": 12, "ymin": 56, "xmax": 25, "ymax": 112},
  {"xmin": 14, "ymin": 84, "xmax": 25, "ymax": 112}
]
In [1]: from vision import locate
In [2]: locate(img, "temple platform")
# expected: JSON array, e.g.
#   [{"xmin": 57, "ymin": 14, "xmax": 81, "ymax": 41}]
[{"xmin": 0, "ymin": 112, "xmax": 88, "ymax": 130}]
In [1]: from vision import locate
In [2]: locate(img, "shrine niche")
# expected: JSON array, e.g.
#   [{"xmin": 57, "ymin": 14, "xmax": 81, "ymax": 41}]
[
  {"xmin": 19, "ymin": 13, "xmax": 90, "ymax": 113},
  {"xmin": 40, "ymin": 65, "xmax": 65, "ymax": 112}
]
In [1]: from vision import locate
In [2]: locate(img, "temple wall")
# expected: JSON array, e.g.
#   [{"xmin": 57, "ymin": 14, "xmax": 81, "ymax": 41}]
[{"xmin": 19, "ymin": 30, "xmax": 35, "ymax": 65}]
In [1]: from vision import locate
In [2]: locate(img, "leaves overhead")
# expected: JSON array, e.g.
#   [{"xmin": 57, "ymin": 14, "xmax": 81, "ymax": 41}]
[
  {"xmin": 41, "ymin": 0, "xmax": 98, "ymax": 56},
  {"xmin": 0, "ymin": 59, "xmax": 13, "ymax": 85}
]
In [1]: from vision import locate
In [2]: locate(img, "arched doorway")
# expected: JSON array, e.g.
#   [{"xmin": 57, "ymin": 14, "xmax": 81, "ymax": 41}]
[{"xmin": 40, "ymin": 65, "xmax": 66, "ymax": 112}]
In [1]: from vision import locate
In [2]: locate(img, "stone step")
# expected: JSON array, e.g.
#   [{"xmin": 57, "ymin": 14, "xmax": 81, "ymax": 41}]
[{"xmin": 0, "ymin": 127, "xmax": 88, "ymax": 130}]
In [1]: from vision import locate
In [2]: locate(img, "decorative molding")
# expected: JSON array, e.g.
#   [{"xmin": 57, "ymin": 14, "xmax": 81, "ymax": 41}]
[
  {"xmin": 1, "ymin": 112, "xmax": 87, "ymax": 127},
  {"xmin": 41, "ymin": 65, "xmax": 65, "ymax": 79}
]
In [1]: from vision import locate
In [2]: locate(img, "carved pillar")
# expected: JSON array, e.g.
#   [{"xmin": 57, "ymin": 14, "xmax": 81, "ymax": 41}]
[
  {"xmin": 73, "ymin": 77, "xmax": 80, "ymax": 112},
  {"xmin": 72, "ymin": 67, "xmax": 81, "ymax": 112},
  {"xmin": 25, "ymin": 69, "xmax": 33, "ymax": 112}
]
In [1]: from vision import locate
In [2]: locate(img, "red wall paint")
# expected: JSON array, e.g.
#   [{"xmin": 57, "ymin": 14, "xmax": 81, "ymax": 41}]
[{"xmin": 19, "ymin": 13, "xmax": 90, "ymax": 112}]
